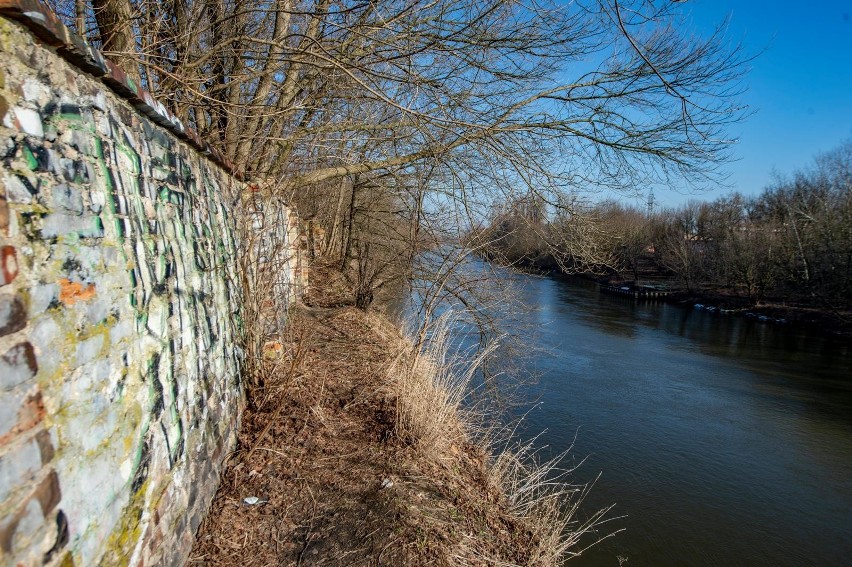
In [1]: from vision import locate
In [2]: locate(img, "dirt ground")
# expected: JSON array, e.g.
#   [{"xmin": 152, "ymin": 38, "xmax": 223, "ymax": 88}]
[{"xmin": 187, "ymin": 296, "xmax": 538, "ymax": 566}]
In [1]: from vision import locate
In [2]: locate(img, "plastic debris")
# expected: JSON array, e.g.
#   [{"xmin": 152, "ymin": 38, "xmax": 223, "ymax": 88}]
[{"xmin": 243, "ymin": 496, "xmax": 267, "ymax": 505}]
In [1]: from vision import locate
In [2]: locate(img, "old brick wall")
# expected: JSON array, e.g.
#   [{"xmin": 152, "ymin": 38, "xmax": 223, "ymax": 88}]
[
  {"xmin": 244, "ymin": 195, "xmax": 308, "ymax": 337},
  {"xmin": 0, "ymin": 7, "xmax": 298, "ymax": 566}
]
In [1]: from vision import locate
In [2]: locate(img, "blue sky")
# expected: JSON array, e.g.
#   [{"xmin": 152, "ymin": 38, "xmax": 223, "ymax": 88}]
[{"xmin": 649, "ymin": 0, "xmax": 852, "ymax": 208}]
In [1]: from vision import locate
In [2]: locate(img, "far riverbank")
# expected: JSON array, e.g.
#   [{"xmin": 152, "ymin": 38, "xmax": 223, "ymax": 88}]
[{"xmin": 479, "ymin": 253, "xmax": 852, "ymax": 337}]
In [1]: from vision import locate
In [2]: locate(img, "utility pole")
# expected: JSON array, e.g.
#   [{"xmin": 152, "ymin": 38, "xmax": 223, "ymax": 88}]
[{"xmin": 646, "ymin": 188, "xmax": 655, "ymax": 218}]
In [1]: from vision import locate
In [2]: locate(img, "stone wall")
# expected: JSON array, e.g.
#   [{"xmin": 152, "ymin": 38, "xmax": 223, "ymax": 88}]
[
  {"xmin": 0, "ymin": 6, "xmax": 299, "ymax": 565},
  {"xmin": 244, "ymin": 195, "xmax": 307, "ymax": 337}
]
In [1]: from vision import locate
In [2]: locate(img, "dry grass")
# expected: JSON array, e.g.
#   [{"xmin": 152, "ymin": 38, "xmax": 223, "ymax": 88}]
[
  {"xmin": 385, "ymin": 312, "xmax": 611, "ymax": 565},
  {"xmin": 488, "ymin": 441, "xmax": 614, "ymax": 564},
  {"xmin": 384, "ymin": 315, "xmax": 487, "ymax": 461},
  {"xmin": 190, "ymin": 266, "xmax": 610, "ymax": 566}
]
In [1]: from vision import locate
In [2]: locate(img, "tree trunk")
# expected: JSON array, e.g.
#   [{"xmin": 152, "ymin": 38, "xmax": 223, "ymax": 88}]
[
  {"xmin": 92, "ymin": 0, "xmax": 141, "ymax": 87},
  {"xmin": 326, "ymin": 178, "xmax": 350, "ymax": 261},
  {"xmin": 340, "ymin": 180, "xmax": 358, "ymax": 272}
]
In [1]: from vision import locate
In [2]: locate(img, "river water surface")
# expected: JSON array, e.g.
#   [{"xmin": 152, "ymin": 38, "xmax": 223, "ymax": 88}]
[{"xmin": 449, "ymin": 268, "xmax": 852, "ymax": 567}]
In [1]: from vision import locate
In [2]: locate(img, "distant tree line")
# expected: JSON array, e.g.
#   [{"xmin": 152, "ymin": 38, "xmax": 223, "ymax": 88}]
[{"xmin": 474, "ymin": 140, "xmax": 852, "ymax": 316}]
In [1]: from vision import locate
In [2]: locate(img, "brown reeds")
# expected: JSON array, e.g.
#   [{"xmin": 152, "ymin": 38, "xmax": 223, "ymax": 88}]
[{"xmin": 386, "ymin": 312, "xmax": 613, "ymax": 565}]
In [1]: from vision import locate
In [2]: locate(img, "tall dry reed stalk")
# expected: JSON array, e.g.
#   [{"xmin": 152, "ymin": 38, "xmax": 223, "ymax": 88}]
[
  {"xmin": 386, "ymin": 311, "xmax": 615, "ymax": 565},
  {"xmin": 387, "ymin": 312, "xmax": 495, "ymax": 458}
]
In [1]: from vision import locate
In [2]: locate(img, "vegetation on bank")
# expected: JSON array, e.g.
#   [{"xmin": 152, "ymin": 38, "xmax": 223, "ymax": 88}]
[
  {"xmin": 190, "ymin": 266, "xmax": 608, "ymax": 566},
  {"xmin": 471, "ymin": 140, "xmax": 852, "ymax": 332}
]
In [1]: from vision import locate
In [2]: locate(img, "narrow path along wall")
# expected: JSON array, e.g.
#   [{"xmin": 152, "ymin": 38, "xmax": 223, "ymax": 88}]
[{"xmin": 0, "ymin": 5, "xmax": 297, "ymax": 565}]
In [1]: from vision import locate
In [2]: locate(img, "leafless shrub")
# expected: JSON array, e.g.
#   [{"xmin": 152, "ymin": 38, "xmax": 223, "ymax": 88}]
[{"xmin": 231, "ymin": 182, "xmax": 304, "ymax": 401}]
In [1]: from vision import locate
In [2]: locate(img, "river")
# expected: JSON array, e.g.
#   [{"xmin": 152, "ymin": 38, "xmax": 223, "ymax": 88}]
[{"xmin": 416, "ymin": 266, "xmax": 852, "ymax": 566}]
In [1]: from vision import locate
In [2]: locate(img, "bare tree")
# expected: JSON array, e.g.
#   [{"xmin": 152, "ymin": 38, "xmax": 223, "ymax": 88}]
[
  {"xmin": 760, "ymin": 140, "xmax": 852, "ymax": 312},
  {"xmin": 50, "ymin": 0, "xmax": 747, "ymax": 187},
  {"xmin": 45, "ymin": 0, "xmax": 752, "ymax": 310},
  {"xmin": 652, "ymin": 201, "xmax": 709, "ymax": 293}
]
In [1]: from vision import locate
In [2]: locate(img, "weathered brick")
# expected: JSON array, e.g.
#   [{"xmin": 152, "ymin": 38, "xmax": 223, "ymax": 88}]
[
  {"xmin": 0, "ymin": 388, "xmax": 24, "ymax": 440},
  {"xmin": 0, "ymin": 294, "xmax": 26, "ymax": 337},
  {"xmin": 58, "ymin": 25, "xmax": 109, "ymax": 75},
  {"xmin": 109, "ymin": 317, "xmax": 134, "ymax": 344},
  {"xmin": 43, "ymin": 121, "xmax": 58, "ymax": 142},
  {"xmin": 57, "ymin": 278, "xmax": 95, "ymax": 305},
  {"xmin": 0, "ymin": 389, "xmax": 44, "ymax": 444},
  {"xmin": 0, "ymin": 0, "xmax": 74, "ymax": 48},
  {"xmin": 34, "ymin": 470, "xmax": 61, "ymax": 516},
  {"xmin": 20, "ymin": 77, "xmax": 49, "ymax": 105},
  {"xmin": 42, "ymin": 509, "xmax": 70, "ymax": 565},
  {"xmin": 40, "ymin": 213, "xmax": 104, "ymax": 239},
  {"xmin": 10, "ymin": 497, "xmax": 42, "ymax": 554},
  {"xmin": 0, "ymin": 342, "xmax": 37, "ymax": 390},
  {"xmin": 9, "ymin": 106, "xmax": 43, "ymax": 137},
  {"xmin": 28, "ymin": 283, "xmax": 59, "ymax": 315},
  {"xmin": 49, "ymin": 184, "xmax": 84, "ymax": 215},
  {"xmin": 3, "ymin": 173, "xmax": 35, "ymax": 204},
  {"xmin": 35, "ymin": 430, "xmax": 54, "ymax": 464},
  {"xmin": 58, "ymin": 104, "xmax": 95, "ymax": 128},
  {"xmin": 28, "ymin": 316, "xmax": 61, "ymax": 377},
  {"xmin": 0, "ymin": 437, "xmax": 42, "ymax": 503},
  {"xmin": 89, "ymin": 187, "xmax": 105, "ymax": 213},
  {"xmin": 116, "ymin": 146, "xmax": 141, "ymax": 174},
  {"xmin": 56, "ymin": 158, "xmax": 76, "ymax": 182},
  {"xmin": 0, "ymin": 246, "xmax": 18, "ymax": 286},
  {"xmin": 75, "ymin": 334, "xmax": 103, "ymax": 367},
  {"xmin": 102, "ymin": 59, "xmax": 139, "ymax": 99},
  {"xmin": 0, "ymin": 504, "xmax": 18, "ymax": 553},
  {"xmin": 62, "ymin": 129, "xmax": 97, "ymax": 157},
  {"xmin": 1, "ymin": 499, "xmax": 62, "ymax": 564},
  {"xmin": 83, "ymin": 296, "xmax": 110, "ymax": 325},
  {"xmin": 0, "ymin": 11, "xmax": 276, "ymax": 566}
]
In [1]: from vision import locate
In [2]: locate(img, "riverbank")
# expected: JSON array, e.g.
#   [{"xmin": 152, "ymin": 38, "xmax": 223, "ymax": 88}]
[
  {"xmin": 478, "ymin": 253, "xmax": 851, "ymax": 337},
  {"xmin": 188, "ymin": 267, "xmax": 596, "ymax": 566},
  {"xmin": 597, "ymin": 279, "xmax": 851, "ymax": 337},
  {"xmin": 661, "ymin": 290, "xmax": 852, "ymax": 333},
  {"xmin": 505, "ymin": 261, "xmax": 850, "ymax": 337}
]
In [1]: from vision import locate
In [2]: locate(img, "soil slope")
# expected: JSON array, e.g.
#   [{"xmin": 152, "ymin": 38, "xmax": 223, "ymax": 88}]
[{"xmin": 188, "ymin": 301, "xmax": 540, "ymax": 566}]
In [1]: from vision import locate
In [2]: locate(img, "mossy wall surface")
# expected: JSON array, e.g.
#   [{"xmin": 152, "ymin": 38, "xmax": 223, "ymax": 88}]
[{"xmin": 0, "ymin": 13, "xmax": 248, "ymax": 566}]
